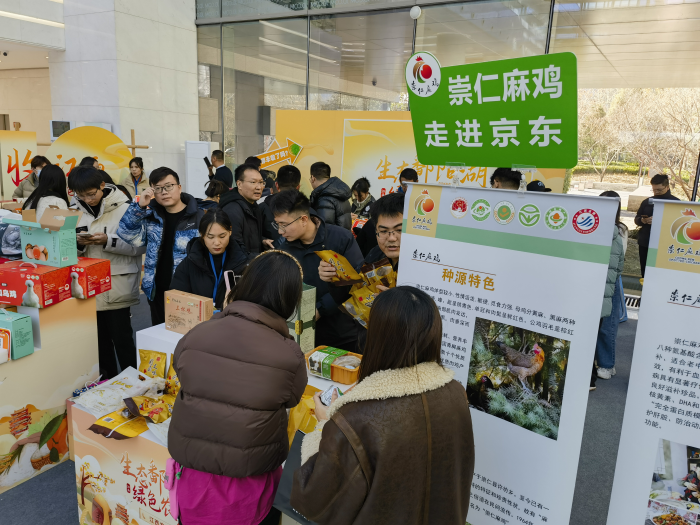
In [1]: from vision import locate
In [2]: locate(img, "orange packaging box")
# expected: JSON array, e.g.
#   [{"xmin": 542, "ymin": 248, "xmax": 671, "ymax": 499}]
[
  {"xmin": 0, "ymin": 261, "xmax": 71, "ymax": 308},
  {"xmin": 69, "ymin": 258, "xmax": 111, "ymax": 299},
  {"xmin": 165, "ymin": 289, "xmax": 214, "ymax": 334}
]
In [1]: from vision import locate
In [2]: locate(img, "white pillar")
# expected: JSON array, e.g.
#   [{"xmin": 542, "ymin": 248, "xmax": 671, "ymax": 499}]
[{"xmin": 49, "ymin": 0, "xmax": 199, "ymax": 183}]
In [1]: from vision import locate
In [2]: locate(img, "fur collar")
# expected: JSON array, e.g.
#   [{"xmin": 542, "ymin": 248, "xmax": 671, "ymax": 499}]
[
  {"xmin": 328, "ymin": 362, "xmax": 453, "ymax": 419},
  {"xmin": 301, "ymin": 362, "xmax": 453, "ymax": 464}
]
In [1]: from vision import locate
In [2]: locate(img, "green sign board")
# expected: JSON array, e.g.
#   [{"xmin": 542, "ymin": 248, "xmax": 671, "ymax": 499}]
[{"xmin": 406, "ymin": 52, "xmax": 578, "ymax": 169}]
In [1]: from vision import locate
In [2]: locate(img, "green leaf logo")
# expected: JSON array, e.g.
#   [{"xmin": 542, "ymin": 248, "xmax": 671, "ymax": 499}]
[{"xmin": 519, "ymin": 204, "xmax": 541, "ymax": 227}]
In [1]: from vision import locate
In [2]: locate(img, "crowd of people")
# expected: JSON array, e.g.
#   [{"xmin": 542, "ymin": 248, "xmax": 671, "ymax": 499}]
[{"xmin": 8, "ymin": 152, "xmax": 675, "ymax": 524}]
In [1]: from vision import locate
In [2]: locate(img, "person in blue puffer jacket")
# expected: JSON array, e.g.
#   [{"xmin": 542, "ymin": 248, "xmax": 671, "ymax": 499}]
[{"xmin": 118, "ymin": 167, "xmax": 204, "ymax": 326}]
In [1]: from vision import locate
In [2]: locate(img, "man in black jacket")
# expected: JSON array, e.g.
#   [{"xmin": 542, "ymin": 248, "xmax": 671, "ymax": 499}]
[
  {"xmin": 208, "ymin": 150, "xmax": 233, "ymax": 188},
  {"xmin": 309, "ymin": 162, "xmax": 352, "ymax": 230},
  {"xmin": 218, "ymin": 163, "xmax": 273, "ymax": 259},
  {"xmin": 271, "ymin": 190, "xmax": 363, "ymax": 350},
  {"xmin": 634, "ymin": 174, "xmax": 680, "ymax": 276}
]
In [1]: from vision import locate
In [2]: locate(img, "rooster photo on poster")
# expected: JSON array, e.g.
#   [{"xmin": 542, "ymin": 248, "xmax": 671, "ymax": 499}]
[{"xmin": 467, "ymin": 317, "xmax": 570, "ymax": 440}]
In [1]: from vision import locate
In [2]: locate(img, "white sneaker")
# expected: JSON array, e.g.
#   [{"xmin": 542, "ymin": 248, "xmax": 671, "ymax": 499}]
[
  {"xmin": 611, "ymin": 367, "xmax": 616, "ymax": 376},
  {"xmin": 597, "ymin": 367, "xmax": 613, "ymax": 380}
]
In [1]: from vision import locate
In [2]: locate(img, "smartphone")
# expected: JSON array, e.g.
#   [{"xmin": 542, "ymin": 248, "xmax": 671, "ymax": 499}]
[
  {"xmin": 204, "ymin": 157, "xmax": 212, "ymax": 168},
  {"xmin": 320, "ymin": 386, "xmax": 343, "ymax": 406}
]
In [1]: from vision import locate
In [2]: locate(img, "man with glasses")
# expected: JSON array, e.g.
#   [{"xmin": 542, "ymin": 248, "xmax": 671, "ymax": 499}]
[
  {"xmin": 69, "ymin": 166, "xmax": 145, "ymax": 378},
  {"xmin": 219, "ymin": 163, "xmax": 274, "ymax": 259},
  {"xmin": 270, "ymin": 189, "xmax": 363, "ymax": 351},
  {"xmin": 118, "ymin": 167, "xmax": 204, "ymax": 325}
]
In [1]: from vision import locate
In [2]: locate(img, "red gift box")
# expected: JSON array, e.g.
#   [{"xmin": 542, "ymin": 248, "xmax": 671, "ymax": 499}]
[
  {"xmin": 69, "ymin": 258, "xmax": 111, "ymax": 299},
  {"xmin": 0, "ymin": 261, "xmax": 71, "ymax": 308}
]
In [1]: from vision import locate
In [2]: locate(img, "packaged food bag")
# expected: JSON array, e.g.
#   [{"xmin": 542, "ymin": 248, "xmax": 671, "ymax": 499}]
[
  {"xmin": 88, "ymin": 408, "xmax": 149, "ymax": 440},
  {"xmin": 315, "ymin": 250, "xmax": 364, "ymax": 286},
  {"xmin": 139, "ymin": 349, "xmax": 167, "ymax": 379},
  {"xmin": 342, "ymin": 284, "xmax": 380, "ymax": 328},
  {"xmin": 361, "ymin": 258, "xmax": 395, "ymax": 288},
  {"xmin": 165, "ymin": 358, "xmax": 181, "ymax": 395},
  {"xmin": 287, "ymin": 385, "xmax": 321, "ymax": 447},
  {"xmin": 74, "ymin": 367, "xmax": 165, "ymax": 418},
  {"xmin": 124, "ymin": 395, "xmax": 174, "ymax": 424}
]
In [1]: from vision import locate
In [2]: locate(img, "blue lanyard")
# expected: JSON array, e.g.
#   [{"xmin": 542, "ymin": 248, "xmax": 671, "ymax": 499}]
[
  {"xmin": 134, "ymin": 175, "xmax": 142, "ymax": 195},
  {"xmin": 209, "ymin": 252, "xmax": 226, "ymax": 311}
]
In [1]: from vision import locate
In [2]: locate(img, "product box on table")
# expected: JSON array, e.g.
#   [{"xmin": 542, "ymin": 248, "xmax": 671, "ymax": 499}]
[
  {"xmin": 4, "ymin": 208, "xmax": 82, "ymax": 268},
  {"xmin": 69, "ymin": 258, "xmax": 111, "ymax": 299},
  {"xmin": 287, "ymin": 283, "xmax": 316, "ymax": 354},
  {"xmin": 306, "ymin": 346, "xmax": 362, "ymax": 385},
  {"xmin": 0, "ymin": 261, "xmax": 71, "ymax": 308},
  {"xmin": 0, "ymin": 309, "xmax": 34, "ymax": 361},
  {"xmin": 164, "ymin": 290, "xmax": 214, "ymax": 334}
]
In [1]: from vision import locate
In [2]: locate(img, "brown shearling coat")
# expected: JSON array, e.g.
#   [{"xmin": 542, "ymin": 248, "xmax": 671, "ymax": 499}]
[
  {"xmin": 168, "ymin": 301, "xmax": 308, "ymax": 478},
  {"xmin": 291, "ymin": 362, "xmax": 475, "ymax": 525}
]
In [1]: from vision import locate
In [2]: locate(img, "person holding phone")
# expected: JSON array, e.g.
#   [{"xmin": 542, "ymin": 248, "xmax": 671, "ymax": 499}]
[
  {"xmin": 634, "ymin": 174, "xmax": 679, "ymax": 277},
  {"xmin": 69, "ymin": 166, "xmax": 145, "ymax": 379},
  {"xmin": 207, "ymin": 150, "xmax": 233, "ymax": 188},
  {"xmin": 118, "ymin": 167, "xmax": 204, "ymax": 325},
  {"xmin": 169, "ymin": 208, "xmax": 248, "ymax": 311}
]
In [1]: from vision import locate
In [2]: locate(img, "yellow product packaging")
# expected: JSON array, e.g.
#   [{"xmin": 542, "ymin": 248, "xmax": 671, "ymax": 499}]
[
  {"xmin": 138, "ymin": 349, "xmax": 167, "ymax": 379},
  {"xmin": 165, "ymin": 358, "xmax": 181, "ymax": 395},
  {"xmin": 361, "ymin": 258, "xmax": 395, "ymax": 288},
  {"xmin": 315, "ymin": 250, "xmax": 364, "ymax": 286},
  {"xmin": 342, "ymin": 287, "xmax": 377, "ymax": 329},
  {"xmin": 124, "ymin": 395, "xmax": 174, "ymax": 424},
  {"xmin": 287, "ymin": 385, "xmax": 321, "ymax": 447},
  {"xmin": 88, "ymin": 408, "xmax": 149, "ymax": 440}
]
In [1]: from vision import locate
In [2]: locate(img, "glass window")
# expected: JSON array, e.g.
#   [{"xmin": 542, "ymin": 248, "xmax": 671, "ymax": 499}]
[
  {"xmin": 196, "ymin": 0, "xmax": 221, "ymax": 18},
  {"xmin": 222, "ymin": 0, "xmax": 306, "ymax": 18},
  {"xmin": 308, "ymin": 9, "xmax": 413, "ymax": 111},
  {"xmin": 222, "ymin": 19, "xmax": 308, "ymax": 166},
  {"xmin": 309, "ymin": 0, "xmax": 406, "ymax": 10},
  {"xmin": 197, "ymin": 26, "xmax": 223, "ymax": 145},
  {"xmin": 415, "ymin": 0, "xmax": 549, "ymax": 66}
]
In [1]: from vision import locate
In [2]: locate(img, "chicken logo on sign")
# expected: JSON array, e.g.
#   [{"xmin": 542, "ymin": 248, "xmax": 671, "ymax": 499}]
[
  {"xmin": 406, "ymin": 52, "xmax": 441, "ymax": 98},
  {"xmin": 671, "ymin": 208, "xmax": 700, "ymax": 245},
  {"xmin": 414, "ymin": 189, "xmax": 435, "ymax": 216}
]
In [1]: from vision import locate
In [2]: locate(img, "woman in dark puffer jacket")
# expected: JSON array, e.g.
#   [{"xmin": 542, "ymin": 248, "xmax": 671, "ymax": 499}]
[{"xmin": 168, "ymin": 251, "xmax": 308, "ymax": 525}]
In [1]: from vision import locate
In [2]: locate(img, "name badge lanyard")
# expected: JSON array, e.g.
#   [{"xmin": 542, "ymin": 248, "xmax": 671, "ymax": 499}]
[
  {"xmin": 134, "ymin": 175, "xmax": 142, "ymax": 196},
  {"xmin": 210, "ymin": 252, "xmax": 226, "ymax": 313}
]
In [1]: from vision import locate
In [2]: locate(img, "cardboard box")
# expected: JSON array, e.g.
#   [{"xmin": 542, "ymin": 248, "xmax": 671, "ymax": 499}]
[
  {"xmin": 4, "ymin": 208, "xmax": 82, "ymax": 268},
  {"xmin": 0, "ymin": 261, "xmax": 71, "ymax": 308},
  {"xmin": 69, "ymin": 258, "xmax": 111, "ymax": 299},
  {"xmin": 165, "ymin": 290, "xmax": 214, "ymax": 334},
  {"xmin": 0, "ymin": 309, "xmax": 34, "ymax": 360},
  {"xmin": 287, "ymin": 284, "xmax": 316, "ymax": 354},
  {"xmin": 1, "ymin": 201, "xmax": 22, "ymax": 213}
]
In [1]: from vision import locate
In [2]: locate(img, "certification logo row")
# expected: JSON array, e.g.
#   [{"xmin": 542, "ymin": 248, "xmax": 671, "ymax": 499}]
[{"xmin": 450, "ymin": 197, "xmax": 599, "ymax": 234}]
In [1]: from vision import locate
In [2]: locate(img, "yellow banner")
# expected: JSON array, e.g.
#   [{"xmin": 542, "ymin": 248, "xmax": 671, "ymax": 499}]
[
  {"xmin": 273, "ymin": 110, "xmax": 565, "ymax": 197},
  {"xmin": 655, "ymin": 201, "xmax": 700, "ymax": 274},
  {"xmin": 0, "ymin": 131, "xmax": 38, "ymax": 200}
]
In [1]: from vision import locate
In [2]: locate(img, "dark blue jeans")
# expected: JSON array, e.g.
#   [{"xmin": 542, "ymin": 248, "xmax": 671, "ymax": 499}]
[{"xmin": 596, "ymin": 278, "xmax": 624, "ymax": 369}]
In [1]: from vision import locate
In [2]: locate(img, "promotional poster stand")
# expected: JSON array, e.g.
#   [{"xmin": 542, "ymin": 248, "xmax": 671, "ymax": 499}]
[{"xmin": 398, "ymin": 182, "xmax": 617, "ymax": 524}]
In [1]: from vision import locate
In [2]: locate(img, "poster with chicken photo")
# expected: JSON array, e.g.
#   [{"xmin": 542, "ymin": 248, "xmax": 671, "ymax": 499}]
[
  {"xmin": 608, "ymin": 201, "xmax": 700, "ymax": 524},
  {"xmin": 467, "ymin": 318, "xmax": 570, "ymax": 441},
  {"xmin": 397, "ymin": 183, "xmax": 619, "ymax": 525}
]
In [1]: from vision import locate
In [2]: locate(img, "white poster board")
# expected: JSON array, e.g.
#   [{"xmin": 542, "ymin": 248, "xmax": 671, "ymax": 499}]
[
  {"xmin": 397, "ymin": 183, "xmax": 618, "ymax": 525},
  {"xmin": 184, "ymin": 140, "xmax": 213, "ymax": 198},
  {"xmin": 608, "ymin": 200, "xmax": 700, "ymax": 524}
]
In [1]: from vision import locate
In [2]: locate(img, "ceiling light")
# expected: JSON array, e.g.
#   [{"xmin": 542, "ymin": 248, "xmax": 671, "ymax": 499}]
[
  {"xmin": 259, "ymin": 37, "xmax": 336, "ymax": 64},
  {"xmin": 0, "ymin": 10, "xmax": 64, "ymax": 28},
  {"xmin": 259, "ymin": 20, "xmax": 338, "ymax": 51}
]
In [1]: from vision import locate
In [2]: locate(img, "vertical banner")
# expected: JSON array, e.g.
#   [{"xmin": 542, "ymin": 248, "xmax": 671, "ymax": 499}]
[
  {"xmin": 397, "ymin": 183, "xmax": 618, "ymax": 524},
  {"xmin": 608, "ymin": 201, "xmax": 700, "ymax": 524},
  {"xmin": 0, "ymin": 131, "xmax": 38, "ymax": 200}
]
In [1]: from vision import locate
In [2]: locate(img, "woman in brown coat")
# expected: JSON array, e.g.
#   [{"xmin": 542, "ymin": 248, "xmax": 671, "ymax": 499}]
[
  {"xmin": 168, "ymin": 251, "xmax": 308, "ymax": 525},
  {"xmin": 291, "ymin": 286, "xmax": 475, "ymax": 524}
]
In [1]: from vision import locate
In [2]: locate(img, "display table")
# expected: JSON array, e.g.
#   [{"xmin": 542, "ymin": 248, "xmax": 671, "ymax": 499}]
[
  {"xmin": 0, "ymin": 297, "xmax": 100, "ymax": 494},
  {"xmin": 136, "ymin": 323, "xmax": 349, "ymax": 392}
]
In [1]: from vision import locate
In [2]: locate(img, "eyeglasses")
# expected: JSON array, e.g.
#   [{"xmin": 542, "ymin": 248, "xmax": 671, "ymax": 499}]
[
  {"xmin": 242, "ymin": 179, "xmax": 265, "ymax": 188},
  {"xmin": 376, "ymin": 229, "xmax": 402, "ymax": 240},
  {"xmin": 271, "ymin": 216, "xmax": 303, "ymax": 232},
  {"xmin": 153, "ymin": 183, "xmax": 178, "ymax": 194},
  {"xmin": 76, "ymin": 190, "xmax": 99, "ymax": 200}
]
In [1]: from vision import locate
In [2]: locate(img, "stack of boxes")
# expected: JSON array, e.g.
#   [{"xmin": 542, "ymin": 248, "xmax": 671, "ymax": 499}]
[{"xmin": 0, "ymin": 209, "xmax": 111, "ymax": 364}]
